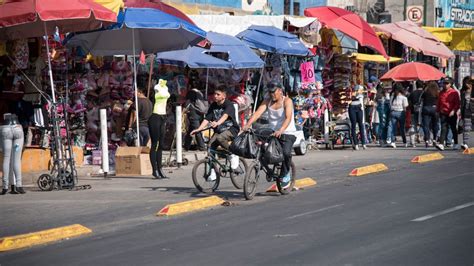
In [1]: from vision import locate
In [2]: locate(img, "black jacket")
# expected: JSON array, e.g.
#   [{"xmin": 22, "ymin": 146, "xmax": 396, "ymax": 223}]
[{"xmin": 460, "ymin": 89, "xmax": 473, "ymax": 119}]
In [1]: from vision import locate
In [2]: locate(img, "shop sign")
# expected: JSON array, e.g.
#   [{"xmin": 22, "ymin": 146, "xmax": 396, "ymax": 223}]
[
  {"xmin": 406, "ymin": 5, "xmax": 423, "ymax": 23},
  {"xmin": 437, "ymin": 0, "xmax": 474, "ymax": 28},
  {"xmin": 300, "ymin": 61, "xmax": 315, "ymax": 84}
]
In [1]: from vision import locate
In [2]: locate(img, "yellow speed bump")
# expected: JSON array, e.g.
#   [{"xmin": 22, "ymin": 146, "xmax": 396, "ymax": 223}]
[
  {"xmin": 463, "ymin": 147, "xmax": 474, "ymax": 154},
  {"xmin": 0, "ymin": 224, "xmax": 92, "ymax": 252},
  {"xmin": 157, "ymin": 196, "xmax": 225, "ymax": 216},
  {"xmin": 266, "ymin": 177, "xmax": 317, "ymax": 192},
  {"xmin": 411, "ymin": 152, "xmax": 444, "ymax": 163},
  {"xmin": 349, "ymin": 163, "xmax": 388, "ymax": 176}
]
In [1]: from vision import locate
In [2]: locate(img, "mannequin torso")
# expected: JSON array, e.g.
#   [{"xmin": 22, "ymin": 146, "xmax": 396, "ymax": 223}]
[{"xmin": 153, "ymin": 79, "xmax": 170, "ymax": 115}]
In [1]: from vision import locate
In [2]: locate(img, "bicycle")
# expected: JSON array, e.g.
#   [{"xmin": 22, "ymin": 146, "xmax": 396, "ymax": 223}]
[
  {"xmin": 191, "ymin": 128, "xmax": 248, "ymax": 193},
  {"xmin": 243, "ymin": 128, "xmax": 296, "ymax": 200}
]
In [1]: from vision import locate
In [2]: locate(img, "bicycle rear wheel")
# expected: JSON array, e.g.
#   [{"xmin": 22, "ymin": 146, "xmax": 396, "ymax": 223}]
[
  {"xmin": 243, "ymin": 161, "xmax": 260, "ymax": 200},
  {"xmin": 192, "ymin": 159, "xmax": 220, "ymax": 193},
  {"xmin": 276, "ymin": 161, "xmax": 296, "ymax": 195},
  {"xmin": 229, "ymin": 157, "xmax": 248, "ymax": 189}
]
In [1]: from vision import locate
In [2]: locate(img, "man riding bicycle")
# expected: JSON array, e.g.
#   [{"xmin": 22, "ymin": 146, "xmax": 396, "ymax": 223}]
[
  {"xmin": 191, "ymin": 86, "xmax": 240, "ymax": 168},
  {"xmin": 243, "ymin": 82, "xmax": 297, "ymax": 188}
]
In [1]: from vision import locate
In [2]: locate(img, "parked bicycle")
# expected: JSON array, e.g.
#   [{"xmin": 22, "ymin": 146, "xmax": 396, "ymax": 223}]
[
  {"xmin": 243, "ymin": 128, "xmax": 296, "ymax": 200},
  {"xmin": 192, "ymin": 128, "xmax": 248, "ymax": 193}
]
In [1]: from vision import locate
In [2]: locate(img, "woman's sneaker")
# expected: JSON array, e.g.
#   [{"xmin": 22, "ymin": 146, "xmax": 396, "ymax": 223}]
[
  {"xmin": 461, "ymin": 144, "xmax": 469, "ymax": 150},
  {"xmin": 389, "ymin": 142, "xmax": 397, "ymax": 148},
  {"xmin": 279, "ymin": 173, "xmax": 291, "ymax": 189},
  {"xmin": 435, "ymin": 143, "xmax": 445, "ymax": 151}
]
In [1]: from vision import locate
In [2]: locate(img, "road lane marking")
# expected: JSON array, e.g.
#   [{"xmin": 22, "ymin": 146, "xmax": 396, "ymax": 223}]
[
  {"xmin": 286, "ymin": 204, "xmax": 344, "ymax": 220},
  {"xmin": 411, "ymin": 202, "xmax": 474, "ymax": 222}
]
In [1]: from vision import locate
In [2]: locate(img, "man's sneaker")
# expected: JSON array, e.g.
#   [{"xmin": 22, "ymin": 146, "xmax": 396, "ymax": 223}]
[
  {"xmin": 207, "ymin": 169, "xmax": 217, "ymax": 181},
  {"xmin": 461, "ymin": 144, "xmax": 469, "ymax": 150},
  {"xmin": 453, "ymin": 144, "xmax": 461, "ymax": 150},
  {"xmin": 279, "ymin": 173, "xmax": 291, "ymax": 189},
  {"xmin": 362, "ymin": 145, "xmax": 367, "ymax": 150},
  {"xmin": 389, "ymin": 142, "xmax": 397, "ymax": 148},
  {"xmin": 353, "ymin": 144, "xmax": 359, "ymax": 150},
  {"xmin": 446, "ymin": 143, "xmax": 453, "ymax": 148},
  {"xmin": 435, "ymin": 143, "xmax": 445, "ymax": 151},
  {"xmin": 230, "ymin": 154, "xmax": 240, "ymax": 169}
]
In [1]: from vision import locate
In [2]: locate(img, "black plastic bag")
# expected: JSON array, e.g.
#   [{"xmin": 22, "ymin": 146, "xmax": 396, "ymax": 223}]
[
  {"xmin": 229, "ymin": 131, "xmax": 257, "ymax": 159},
  {"xmin": 262, "ymin": 137, "xmax": 284, "ymax": 165}
]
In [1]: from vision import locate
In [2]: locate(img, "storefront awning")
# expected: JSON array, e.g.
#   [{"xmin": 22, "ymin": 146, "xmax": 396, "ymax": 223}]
[
  {"xmin": 351, "ymin": 53, "xmax": 402, "ymax": 63},
  {"xmin": 422, "ymin": 27, "xmax": 473, "ymax": 52},
  {"xmin": 373, "ymin": 21, "xmax": 454, "ymax": 59}
]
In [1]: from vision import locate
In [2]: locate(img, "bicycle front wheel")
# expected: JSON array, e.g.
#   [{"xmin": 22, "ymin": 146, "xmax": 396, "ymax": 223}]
[
  {"xmin": 230, "ymin": 157, "xmax": 248, "ymax": 189},
  {"xmin": 276, "ymin": 161, "xmax": 296, "ymax": 195},
  {"xmin": 192, "ymin": 159, "xmax": 220, "ymax": 193},
  {"xmin": 243, "ymin": 161, "xmax": 260, "ymax": 200}
]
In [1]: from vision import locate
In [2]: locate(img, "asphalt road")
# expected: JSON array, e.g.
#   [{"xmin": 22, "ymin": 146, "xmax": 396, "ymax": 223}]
[{"xmin": 1, "ymin": 147, "xmax": 473, "ymax": 265}]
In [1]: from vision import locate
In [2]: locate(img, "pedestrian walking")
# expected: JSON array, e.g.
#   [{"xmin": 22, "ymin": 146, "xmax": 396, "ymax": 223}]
[
  {"xmin": 375, "ymin": 85, "xmax": 390, "ymax": 146},
  {"xmin": 460, "ymin": 76, "xmax": 473, "ymax": 150},
  {"xmin": 421, "ymin": 81, "xmax": 440, "ymax": 147},
  {"xmin": 407, "ymin": 81, "xmax": 424, "ymax": 147},
  {"xmin": 387, "ymin": 83, "xmax": 408, "ymax": 148},
  {"xmin": 435, "ymin": 77, "xmax": 460, "ymax": 151}
]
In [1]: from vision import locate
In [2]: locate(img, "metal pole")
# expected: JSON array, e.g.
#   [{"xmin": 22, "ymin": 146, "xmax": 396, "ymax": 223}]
[
  {"xmin": 100, "ymin": 109, "xmax": 109, "ymax": 177},
  {"xmin": 253, "ymin": 53, "xmax": 268, "ymax": 113},
  {"xmin": 176, "ymin": 106, "xmax": 182, "ymax": 167},
  {"xmin": 403, "ymin": 0, "xmax": 407, "ymax": 20},
  {"xmin": 205, "ymin": 68, "xmax": 209, "ymax": 97},
  {"xmin": 132, "ymin": 28, "xmax": 140, "ymax": 146},
  {"xmin": 147, "ymin": 54, "xmax": 155, "ymax": 98},
  {"xmin": 44, "ymin": 23, "xmax": 56, "ymax": 104}
]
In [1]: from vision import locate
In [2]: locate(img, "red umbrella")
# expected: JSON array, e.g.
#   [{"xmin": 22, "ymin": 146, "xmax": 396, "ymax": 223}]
[
  {"xmin": 304, "ymin": 6, "xmax": 388, "ymax": 59},
  {"xmin": 380, "ymin": 62, "xmax": 446, "ymax": 81},
  {"xmin": 0, "ymin": 0, "xmax": 118, "ymax": 103},
  {"xmin": 0, "ymin": 0, "xmax": 118, "ymax": 40}
]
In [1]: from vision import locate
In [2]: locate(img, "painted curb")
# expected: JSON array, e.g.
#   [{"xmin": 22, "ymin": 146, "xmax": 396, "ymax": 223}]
[
  {"xmin": 463, "ymin": 147, "xmax": 474, "ymax": 154},
  {"xmin": 0, "ymin": 224, "xmax": 92, "ymax": 252},
  {"xmin": 157, "ymin": 196, "xmax": 225, "ymax": 216},
  {"xmin": 266, "ymin": 177, "xmax": 317, "ymax": 192},
  {"xmin": 349, "ymin": 163, "xmax": 388, "ymax": 176},
  {"xmin": 411, "ymin": 152, "xmax": 444, "ymax": 163}
]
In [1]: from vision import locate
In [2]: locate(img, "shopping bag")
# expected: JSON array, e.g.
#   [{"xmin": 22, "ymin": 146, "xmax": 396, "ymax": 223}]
[
  {"xmin": 229, "ymin": 131, "xmax": 257, "ymax": 159},
  {"xmin": 262, "ymin": 137, "xmax": 284, "ymax": 165}
]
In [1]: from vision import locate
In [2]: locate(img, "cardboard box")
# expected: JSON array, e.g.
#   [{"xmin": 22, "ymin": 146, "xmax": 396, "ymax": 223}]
[{"xmin": 115, "ymin": 147, "xmax": 152, "ymax": 176}]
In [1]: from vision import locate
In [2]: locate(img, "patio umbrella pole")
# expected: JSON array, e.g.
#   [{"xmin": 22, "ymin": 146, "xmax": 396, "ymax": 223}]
[
  {"xmin": 205, "ymin": 68, "xmax": 209, "ymax": 96},
  {"xmin": 132, "ymin": 28, "xmax": 140, "ymax": 147},
  {"xmin": 253, "ymin": 53, "xmax": 267, "ymax": 113}
]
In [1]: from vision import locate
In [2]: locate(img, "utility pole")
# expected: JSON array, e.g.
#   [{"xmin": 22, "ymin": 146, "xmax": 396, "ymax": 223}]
[
  {"xmin": 403, "ymin": 0, "xmax": 407, "ymax": 20},
  {"xmin": 423, "ymin": 0, "xmax": 427, "ymax": 25}
]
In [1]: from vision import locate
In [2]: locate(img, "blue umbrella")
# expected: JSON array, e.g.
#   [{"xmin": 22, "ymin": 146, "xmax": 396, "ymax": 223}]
[
  {"xmin": 155, "ymin": 32, "xmax": 264, "ymax": 69},
  {"xmin": 156, "ymin": 46, "xmax": 232, "ymax": 69},
  {"xmin": 65, "ymin": 7, "xmax": 206, "ymax": 146},
  {"xmin": 236, "ymin": 25, "xmax": 309, "ymax": 56},
  {"xmin": 65, "ymin": 7, "xmax": 206, "ymax": 55}
]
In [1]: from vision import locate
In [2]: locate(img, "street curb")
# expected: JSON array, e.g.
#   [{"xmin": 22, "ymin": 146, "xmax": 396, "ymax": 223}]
[
  {"xmin": 463, "ymin": 148, "xmax": 474, "ymax": 154},
  {"xmin": 157, "ymin": 196, "xmax": 225, "ymax": 216},
  {"xmin": 349, "ymin": 163, "xmax": 388, "ymax": 176},
  {"xmin": 411, "ymin": 152, "xmax": 444, "ymax": 163},
  {"xmin": 266, "ymin": 177, "xmax": 317, "ymax": 192},
  {"xmin": 0, "ymin": 224, "xmax": 92, "ymax": 252}
]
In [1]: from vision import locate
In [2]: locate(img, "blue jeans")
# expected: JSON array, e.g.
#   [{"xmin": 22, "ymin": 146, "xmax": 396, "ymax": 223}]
[
  {"xmin": 1, "ymin": 125, "xmax": 24, "ymax": 189},
  {"xmin": 349, "ymin": 104, "xmax": 366, "ymax": 146},
  {"xmin": 376, "ymin": 102, "xmax": 390, "ymax": 143},
  {"xmin": 387, "ymin": 111, "xmax": 406, "ymax": 143},
  {"xmin": 422, "ymin": 105, "xmax": 439, "ymax": 142}
]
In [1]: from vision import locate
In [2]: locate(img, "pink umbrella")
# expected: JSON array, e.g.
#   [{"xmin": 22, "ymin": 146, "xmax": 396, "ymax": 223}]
[
  {"xmin": 380, "ymin": 62, "xmax": 446, "ymax": 81},
  {"xmin": 373, "ymin": 21, "xmax": 454, "ymax": 59}
]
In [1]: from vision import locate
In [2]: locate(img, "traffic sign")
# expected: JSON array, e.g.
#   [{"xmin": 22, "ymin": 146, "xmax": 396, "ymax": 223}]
[{"xmin": 407, "ymin": 5, "xmax": 423, "ymax": 23}]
